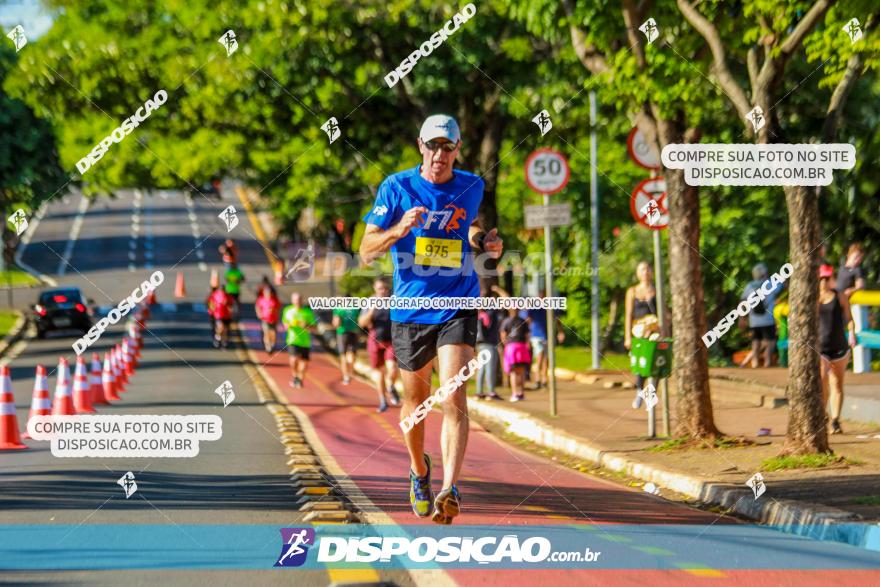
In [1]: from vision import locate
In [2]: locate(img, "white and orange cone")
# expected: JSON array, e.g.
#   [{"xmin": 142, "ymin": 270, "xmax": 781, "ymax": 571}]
[
  {"xmin": 90, "ymin": 353, "xmax": 108, "ymax": 405},
  {"xmin": 122, "ymin": 339, "xmax": 134, "ymax": 377},
  {"xmin": 0, "ymin": 365, "xmax": 27, "ymax": 450},
  {"xmin": 73, "ymin": 356, "xmax": 95, "ymax": 413},
  {"xmin": 52, "ymin": 357, "xmax": 75, "ymax": 416},
  {"xmin": 113, "ymin": 345, "xmax": 127, "ymax": 387},
  {"xmin": 23, "ymin": 365, "xmax": 51, "ymax": 440},
  {"xmin": 102, "ymin": 354, "xmax": 121, "ymax": 401}
]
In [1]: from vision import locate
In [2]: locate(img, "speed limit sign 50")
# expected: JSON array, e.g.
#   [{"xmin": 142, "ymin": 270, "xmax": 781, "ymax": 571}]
[{"xmin": 525, "ymin": 148, "xmax": 570, "ymax": 195}]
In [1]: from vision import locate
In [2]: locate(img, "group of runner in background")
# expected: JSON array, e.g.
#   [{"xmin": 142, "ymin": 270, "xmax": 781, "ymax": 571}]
[{"xmin": 204, "ymin": 243, "xmax": 565, "ymax": 412}]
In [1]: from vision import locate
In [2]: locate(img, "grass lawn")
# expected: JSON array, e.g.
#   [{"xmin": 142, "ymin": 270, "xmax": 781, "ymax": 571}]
[
  {"xmin": 0, "ymin": 268, "xmax": 40, "ymax": 288},
  {"xmin": 0, "ymin": 310, "xmax": 21, "ymax": 338},
  {"xmin": 554, "ymin": 346, "xmax": 629, "ymax": 371}
]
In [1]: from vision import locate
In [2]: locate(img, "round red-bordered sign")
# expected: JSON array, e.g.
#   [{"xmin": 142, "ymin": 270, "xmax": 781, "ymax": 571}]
[
  {"xmin": 630, "ymin": 176, "xmax": 668, "ymax": 230},
  {"xmin": 627, "ymin": 127, "xmax": 661, "ymax": 170},
  {"xmin": 525, "ymin": 148, "xmax": 570, "ymax": 195}
]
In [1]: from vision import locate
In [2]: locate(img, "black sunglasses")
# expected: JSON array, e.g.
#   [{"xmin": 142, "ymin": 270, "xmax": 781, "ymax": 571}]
[{"xmin": 423, "ymin": 140, "xmax": 458, "ymax": 153}]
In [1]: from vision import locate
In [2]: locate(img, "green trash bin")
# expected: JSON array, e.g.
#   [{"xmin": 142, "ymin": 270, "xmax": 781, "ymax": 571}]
[{"xmin": 629, "ymin": 337, "xmax": 673, "ymax": 379}]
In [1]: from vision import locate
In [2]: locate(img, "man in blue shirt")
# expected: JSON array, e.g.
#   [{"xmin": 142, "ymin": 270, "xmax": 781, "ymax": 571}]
[{"xmin": 360, "ymin": 114, "xmax": 503, "ymax": 525}]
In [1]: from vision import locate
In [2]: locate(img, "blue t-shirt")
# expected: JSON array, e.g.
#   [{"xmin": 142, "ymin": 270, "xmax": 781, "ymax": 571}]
[
  {"xmin": 521, "ymin": 309, "xmax": 549, "ymax": 340},
  {"xmin": 362, "ymin": 165, "xmax": 483, "ymax": 324}
]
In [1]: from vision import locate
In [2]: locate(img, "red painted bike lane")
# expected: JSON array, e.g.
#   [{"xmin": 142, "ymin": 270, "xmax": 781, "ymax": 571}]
[{"xmin": 240, "ymin": 320, "xmax": 878, "ymax": 586}]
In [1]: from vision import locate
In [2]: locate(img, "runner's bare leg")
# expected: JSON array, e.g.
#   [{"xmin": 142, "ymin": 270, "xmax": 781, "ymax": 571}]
[
  {"xmin": 401, "ymin": 360, "xmax": 432, "ymax": 476},
  {"xmin": 437, "ymin": 343, "xmax": 473, "ymax": 490}
]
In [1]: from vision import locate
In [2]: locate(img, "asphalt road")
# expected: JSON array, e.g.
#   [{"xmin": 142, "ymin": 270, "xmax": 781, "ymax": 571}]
[{"xmin": 1, "ymin": 188, "xmax": 878, "ymax": 585}]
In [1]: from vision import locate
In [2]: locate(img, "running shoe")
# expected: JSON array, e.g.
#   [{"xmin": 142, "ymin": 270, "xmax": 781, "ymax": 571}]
[
  {"xmin": 432, "ymin": 485, "xmax": 461, "ymax": 525},
  {"xmin": 486, "ymin": 393, "xmax": 502, "ymax": 401},
  {"xmin": 475, "ymin": 393, "xmax": 486, "ymax": 400},
  {"xmin": 409, "ymin": 453, "xmax": 434, "ymax": 518},
  {"xmin": 342, "ymin": 376, "xmax": 351, "ymax": 385},
  {"xmin": 293, "ymin": 377, "xmax": 303, "ymax": 388},
  {"xmin": 264, "ymin": 343, "xmax": 273, "ymax": 353},
  {"xmin": 212, "ymin": 337, "xmax": 220, "ymax": 349},
  {"xmin": 389, "ymin": 386, "xmax": 401, "ymax": 406},
  {"xmin": 831, "ymin": 419, "xmax": 843, "ymax": 435},
  {"xmin": 377, "ymin": 401, "xmax": 388, "ymax": 413},
  {"xmin": 509, "ymin": 394, "xmax": 524, "ymax": 402}
]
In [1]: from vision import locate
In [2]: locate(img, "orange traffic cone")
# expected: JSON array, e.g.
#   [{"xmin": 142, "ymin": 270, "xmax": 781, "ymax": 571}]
[
  {"xmin": 73, "ymin": 357, "xmax": 95, "ymax": 413},
  {"xmin": 122, "ymin": 339, "xmax": 134, "ymax": 376},
  {"xmin": 175, "ymin": 272, "xmax": 186, "ymax": 298},
  {"xmin": 112, "ymin": 346, "xmax": 127, "ymax": 389},
  {"xmin": 0, "ymin": 365, "xmax": 27, "ymax": 450},
  {"xmin": 23, "ymin": 365, "xmax": 51, "ymax": 439},
  {"xmin": 102, "ymin": 354, "xmax": 121, "ymax": 401},
  {"xmin": 52, "ymin": 358, "xmax": 75, "ymax": 416},
  {"xmin": 90, "ymin": 353, "xmax": 109, "ymax": 405}
]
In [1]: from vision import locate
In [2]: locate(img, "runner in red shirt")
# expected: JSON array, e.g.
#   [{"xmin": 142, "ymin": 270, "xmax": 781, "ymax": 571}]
[
  {"xmin": 255, "ymin": 283, "xmax": 282, "ymax": 352},
  {"xmin": 207, "ymin": 285, "xmax": 233, "ymax": 349}
]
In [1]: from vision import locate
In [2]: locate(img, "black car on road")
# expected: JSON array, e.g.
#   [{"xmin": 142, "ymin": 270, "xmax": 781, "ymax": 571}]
[{"xmin": 33, "ymin": 287, "xmax": 92, "ymax": 338}]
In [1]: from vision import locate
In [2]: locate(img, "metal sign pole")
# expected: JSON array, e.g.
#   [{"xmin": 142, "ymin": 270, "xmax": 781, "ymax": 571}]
[
  {"xmin": 544, "ymin": 193, "xmax": 557, "ymax": 417},
  {"xmin": 590, "ymin": 91, "xmax": 600, "ymax": 370},
  {"xmin": 652, "ymin": 228, "xmax": 670, "ymax": 437}
]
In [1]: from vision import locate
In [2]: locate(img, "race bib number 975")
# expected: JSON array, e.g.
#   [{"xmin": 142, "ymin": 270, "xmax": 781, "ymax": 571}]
[{"xmin": 414, "ymin": 237, "xmax": 462, "ymax": 268}]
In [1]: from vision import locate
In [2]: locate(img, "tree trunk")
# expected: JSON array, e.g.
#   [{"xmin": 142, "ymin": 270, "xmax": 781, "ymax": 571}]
[
  {"xmin": 782, "ymin": 185, "xmax": 830, "ymax": 454},
  {"xmin": 602, "ymin": 290, "xmax": 622, "ymax": 351},
  {"xmin": 665, "ymin": 165, "xmax": 720, "ymax": 438},
  {"xmin": 652, "ymin": 115, "xmax": 719, "ymax": 438}
]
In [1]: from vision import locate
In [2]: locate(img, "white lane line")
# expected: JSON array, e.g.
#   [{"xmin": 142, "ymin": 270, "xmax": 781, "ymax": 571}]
[
  {"xmin": 15, "ymin": 202, "xmax": 57, "ymax": 286},
  {"xmin": 57, "ymin": 194, "xmax": 90, "ymax": 276}
]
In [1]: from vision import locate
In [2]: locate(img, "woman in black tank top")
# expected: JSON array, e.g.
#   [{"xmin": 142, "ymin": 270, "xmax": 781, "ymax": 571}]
[
  {"xmin": 817, "ymin": 265, "xmax": 856, "ymax": 435},
  {"xmin": 625, "ymin": 261, "xmax": 659, "ymax": 408}
]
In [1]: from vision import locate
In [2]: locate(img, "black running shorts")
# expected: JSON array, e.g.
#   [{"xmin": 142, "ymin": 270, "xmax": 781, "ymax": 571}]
[{"xmin": 391, "ymin": 309, "xmax": 477, "ymax": 372}]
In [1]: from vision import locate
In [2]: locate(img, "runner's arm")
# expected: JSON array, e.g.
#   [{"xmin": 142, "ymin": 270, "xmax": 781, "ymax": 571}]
[
  {"xmin": 359, "ymin": 206, "xmax": 427, "ymax": 265},
  {"xmin": 469, "ymin": 222, "xmax": 503, "ymax": 258}
]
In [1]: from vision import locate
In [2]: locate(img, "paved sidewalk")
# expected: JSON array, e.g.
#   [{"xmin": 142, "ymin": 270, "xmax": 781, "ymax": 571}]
[{"xmin": 455, "ymin": 366, "xmax": 880, "ymax": 532}]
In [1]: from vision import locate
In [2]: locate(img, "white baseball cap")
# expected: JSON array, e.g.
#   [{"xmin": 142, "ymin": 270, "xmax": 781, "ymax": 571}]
[{"xmin": 419, "ymin": 114, "xmax": 460, "ymax": 144}]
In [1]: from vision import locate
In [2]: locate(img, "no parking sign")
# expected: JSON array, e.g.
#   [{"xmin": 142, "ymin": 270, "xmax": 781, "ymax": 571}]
[{"xmin": 630, "ymin": 177, "xmax": 668, "ymax": 230}]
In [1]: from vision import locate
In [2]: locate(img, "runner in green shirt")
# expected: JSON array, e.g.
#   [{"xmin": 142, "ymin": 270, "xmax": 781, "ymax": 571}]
[
  {"xmin": 332, "ymin": 305, "xmax": 362, "ymax": 385},
  {"xmin": 224, "ymin": 264, "xmax": 245, "ymax": 317},
  {"xmin": 281, "ymin": 292, "xmax": 317, "ymax": 388}
]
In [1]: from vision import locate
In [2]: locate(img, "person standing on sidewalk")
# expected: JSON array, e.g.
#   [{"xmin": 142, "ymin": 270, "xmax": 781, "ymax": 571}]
[
  {"xmin": 837, "ymin": 242, "xmax": 866, "ymax": 299},
  {"xmin": 740, "ymin": 262, "xmax": 784, "ymax": 368},
  {"xmin": 281, "ymin": 292, "xmax": 317, "ymax": 389},
  {"xmin": 624, "ymin": 261, "xmax": 658, "ymax": 408},
  {"xmin": 358, "ymin": 277, "xmax": 401, "ymax": 412},
  {"xmin": 521, "ymin": 289, "xmax": 565, "ymax": 390},
  {"xmin": 359, "ymin": 114, "xmax": 503, "ymax": 525},
  {"xmin": 332, "ymin": 298, "xmax": 361, "ymax": 385},
  {"xmin": 500, "ymin": 308, "xmax": 531, "ymax": 402},
  {"xmin": 818, "ymin": 264, "xmax": 857, "ymax": 435},
  {"xmin": 475, "ymin": 284, "xmax": 506, "ymax": 400},
  {"xmin": 255, "ymin": 283, "xmax": 282, "ymax": 353}
]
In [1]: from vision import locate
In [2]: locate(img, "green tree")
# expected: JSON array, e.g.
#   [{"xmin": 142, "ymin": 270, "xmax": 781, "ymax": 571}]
[
  {"xmin": 0, "ymin": 45, "xmax": 67, "ymax": 263},
  {"xmin": 675, "ymin": 0, "xmax": 879, "ymax": 453}
]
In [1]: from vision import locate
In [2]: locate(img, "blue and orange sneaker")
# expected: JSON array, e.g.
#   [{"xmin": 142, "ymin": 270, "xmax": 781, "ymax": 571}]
[
  {"xmin": 432, "ymin": 485, "xmax": 461, "ymax": 525},
  {"xmin": 409, "ymin": 453, "xmax": 433, "ymax": 518}
]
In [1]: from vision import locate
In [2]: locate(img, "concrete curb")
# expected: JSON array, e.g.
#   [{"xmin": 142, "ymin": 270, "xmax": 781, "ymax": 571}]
[
  {"xmin": 463, "ymin": 398, "xmax": 878, "ymax": 549},
  {"xmin": 0, "ymin": 312, "xmax": 27, "ymax": 359},
  {"xmin": 352, "ymin": 357, "xmax": 879, "ymax": 550}
]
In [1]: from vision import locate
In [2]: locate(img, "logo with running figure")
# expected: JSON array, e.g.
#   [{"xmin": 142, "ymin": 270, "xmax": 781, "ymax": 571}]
[
  {"xmin": 275, "ymin": 527, "xmax": 315, "ymax": 567},
  {"xmin": 420, "ymin": 204, "xmax": 467, "ymax": 234}
]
